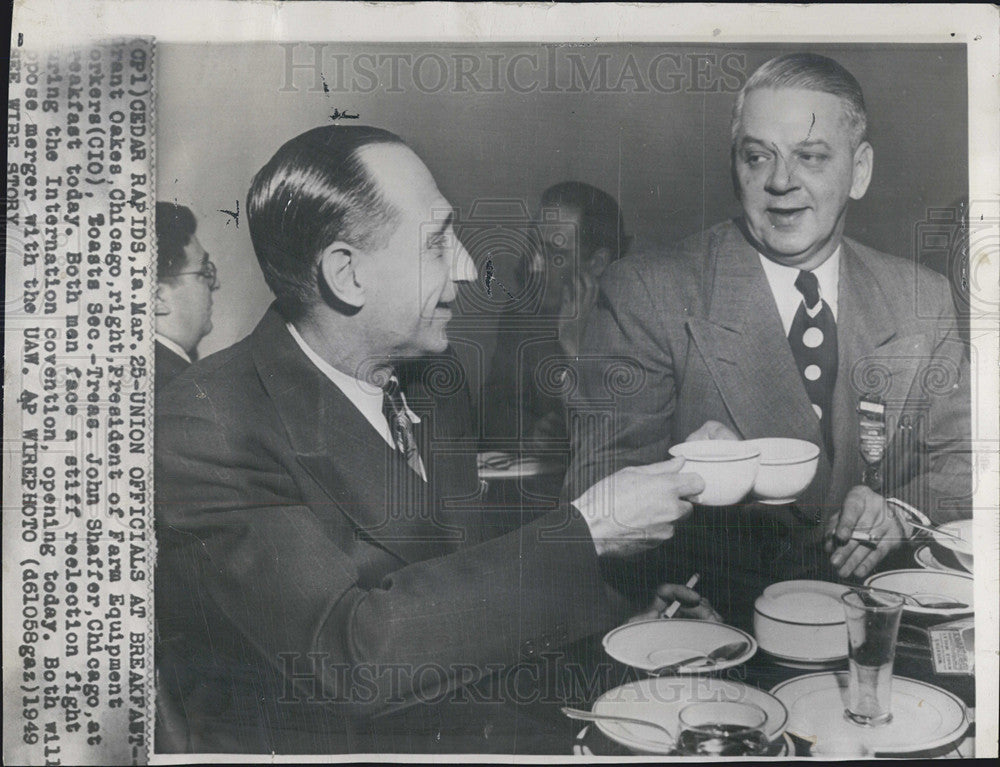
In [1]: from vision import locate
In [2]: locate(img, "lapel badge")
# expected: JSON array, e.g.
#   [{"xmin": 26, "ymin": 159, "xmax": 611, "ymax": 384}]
[{"xmin": 858, "ymin": 395, "xmax": 886, "ymax": 490}]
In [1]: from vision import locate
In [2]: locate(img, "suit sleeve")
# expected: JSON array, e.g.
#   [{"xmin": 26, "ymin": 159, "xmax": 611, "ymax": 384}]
[
  {"xmin": 156, "ymin": 404, "xmax": 628, "ymax": 719},
  {"xmin": 888, "ymin": 274, "xmax": 973, "ymax": 523},
  {"xmin": 565, "ymin": 258, "xmax": 680, "ymax": 500}
]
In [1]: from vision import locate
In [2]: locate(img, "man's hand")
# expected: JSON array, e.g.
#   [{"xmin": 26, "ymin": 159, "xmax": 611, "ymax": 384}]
[
  {"xmin": 573, "ymin": 458, "xmax": 705, "ymax": 558},
  {"xmin": 629, "ymin": 583, "xmax": 723, "ymax": 623},
  {"xmin": 825, "ymin": 485, "xmax": 905, "ymax": 579},
  {"xmin": 686, "ymin": 420, "xmax": 741, "ymax": 442}
]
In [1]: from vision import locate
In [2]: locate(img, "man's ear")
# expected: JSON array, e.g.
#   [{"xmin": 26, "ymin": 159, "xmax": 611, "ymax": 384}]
[
  {"xmin": 154, "ymin": 283, "xmax": 171, "ymax": 316},
  {"xmin": 849, "ymin": 141, "xmax": 874, "ymax": 201},
  {"xmin": 586, "ymin": 247, "xmax": 612, "ymax": 278},
  {"xmin": 318, "ymin": 242, "xmax": 365, "ymax": 310}
]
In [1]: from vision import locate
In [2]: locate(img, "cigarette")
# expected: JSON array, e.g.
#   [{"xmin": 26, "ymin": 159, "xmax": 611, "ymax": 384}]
[
  {"xmin": 662, "ymin": 573, "xmax": 700, "ymax": 619},
  {"xmin": 849, "ymin": 530, "xmax": 879, "ymax": 550}
]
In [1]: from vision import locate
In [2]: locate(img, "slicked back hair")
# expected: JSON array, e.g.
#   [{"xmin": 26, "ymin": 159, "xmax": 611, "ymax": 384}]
[
  {"xmin": 156, "ymin": 202, "xmax": 197, "ymax": 279},
  {"xmin": 731, "ymin": 52, "xmax": 868, "ymax": 151},
  {"xmin": 246, "ymin": 125, "xmax": 406, "ymax": 321}
]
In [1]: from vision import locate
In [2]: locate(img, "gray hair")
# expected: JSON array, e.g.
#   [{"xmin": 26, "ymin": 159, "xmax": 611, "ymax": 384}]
[{"xmin": 731, "ymin": 52, "xmax": 868, "ymax": 149}]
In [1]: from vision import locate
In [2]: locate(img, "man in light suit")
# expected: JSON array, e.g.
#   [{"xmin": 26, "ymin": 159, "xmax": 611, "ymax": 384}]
[
  {"xmin": 154, "ymin": 202, "xmax": 218, "ymax": 389},
  {"xmin": 568, "ymin": 53, "xmax": 972, "ymax": 628},
  {"xmin": 155, "ymin": 126, "xmax": 715, "ymax": 754}
]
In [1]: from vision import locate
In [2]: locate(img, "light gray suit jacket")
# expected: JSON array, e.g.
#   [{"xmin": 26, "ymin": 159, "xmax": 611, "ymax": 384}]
[{"xmin": 567, "ymin": 219, "xmax": 972, "ymax": 538}]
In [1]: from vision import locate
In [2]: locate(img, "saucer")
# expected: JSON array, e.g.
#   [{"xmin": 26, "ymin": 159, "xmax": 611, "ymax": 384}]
[
  {"xmin": 770, "ymin": 672, "xmax": 968, "ymax": 755},
  {"xmin": 591, "ymin": 676, "xmax": 788, "ymax": 754},
  {"xmin": 602, "ymin": 619, "xmax": 756, "ymax": 674},
  {"xmin": 864, "ymin": 569, "xmax": 973, "ymax": 618},
  {"xmin": 914, "ymin": 544, "xmax": 964, "ymax": 573}
]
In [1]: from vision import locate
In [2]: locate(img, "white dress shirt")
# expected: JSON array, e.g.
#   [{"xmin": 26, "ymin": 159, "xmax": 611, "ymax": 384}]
[
  {"xmin": 286, "ymin": 323, "xmax": 426, "ymax": 480},
  {"xmin": 156, "ymin": 334, "xmax": 192, "ymax": 364},
  {"xmin": 758, "ymin": 246, "xmax": 841, "ymax": 335}
]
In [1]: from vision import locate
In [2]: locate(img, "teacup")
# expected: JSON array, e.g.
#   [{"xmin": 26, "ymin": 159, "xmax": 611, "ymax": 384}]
[
  {"xmin": 745, "ymin": 438, "xmax": 820, "ymax": 504},
  {"xmin": 668, "ymin": 441, "xmax": 760, "ymax": 506}
]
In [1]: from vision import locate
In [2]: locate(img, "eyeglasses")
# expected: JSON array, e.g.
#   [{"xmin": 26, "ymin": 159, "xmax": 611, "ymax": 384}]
[{"xmin": 174, "ymin": 260, "xmax": 219, "ymax": 291}]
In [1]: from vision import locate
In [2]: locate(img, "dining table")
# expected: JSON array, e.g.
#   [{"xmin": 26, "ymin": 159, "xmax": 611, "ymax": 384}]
[
  {"xmin": 567, "ymin": 544, "xmax": 974, "ymax": 757},
  {"xmin": 474, "ymin": 451, "xmax": 976, "ymax": 758}
]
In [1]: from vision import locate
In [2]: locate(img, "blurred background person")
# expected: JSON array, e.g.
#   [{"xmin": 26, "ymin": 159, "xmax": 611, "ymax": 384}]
[
  {"xmin": 531, "ymin": 182, "xmax": 632, "ymax": 357},
  {"xmin": 482, "ymin": 182, "xmax": 631, "ymax": 451},
  {"xmin": 154, "ymin": 202, "xmax": 219, "ymax": 389}
]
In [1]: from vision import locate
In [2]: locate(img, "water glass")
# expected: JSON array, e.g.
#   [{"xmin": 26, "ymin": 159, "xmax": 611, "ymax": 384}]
[
  {"xmin": 674, "ymin": 700, "xmax": 770, "ymax": 756},
  {"xmin": 840, "ymin": 589, "xmax": 905, "ymax": 726}
]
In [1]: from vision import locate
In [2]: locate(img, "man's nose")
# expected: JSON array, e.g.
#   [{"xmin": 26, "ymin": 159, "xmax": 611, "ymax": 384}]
[
  {"xmin": 765, "ymin": 154, "xmax": 798, "ymax": 194},
  {"xmin": 450, "ymin": 239, "xmax": 478, "ymax": 284}
]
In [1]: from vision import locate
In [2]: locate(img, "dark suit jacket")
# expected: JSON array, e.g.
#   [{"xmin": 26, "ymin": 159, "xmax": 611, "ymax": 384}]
[
  {"xmin": 155, "ymin": 306, "xmax": 625, "ymax": 754},
  {"xmin": 568, "ymin": 220, "xmax": 971, "ymax": 620},
  {"xmin": 155, "ymin": 339, "xmax": 189, "ymax": 391},
  {"xmin": 482, "ymin": 320, "xmax": 567, "ymax": 448}
]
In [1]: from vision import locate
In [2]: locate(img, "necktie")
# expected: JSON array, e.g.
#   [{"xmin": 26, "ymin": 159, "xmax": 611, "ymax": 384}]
[
  {"xmin": 789, "ymin": 270, "xmax": 838, "ymax": 457},
  {"xmin": 381, "ymin": 375, "xmax": 425, "ymax": 478}
]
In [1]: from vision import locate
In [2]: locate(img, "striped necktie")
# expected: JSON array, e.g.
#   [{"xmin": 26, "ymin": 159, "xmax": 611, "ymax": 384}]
[{"xmin": 381, "ymin": 375, "xmax": 424, "ymax": 477}]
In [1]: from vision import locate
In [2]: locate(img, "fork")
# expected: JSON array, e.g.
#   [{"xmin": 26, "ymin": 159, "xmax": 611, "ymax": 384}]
[{"xmin": 561, "ymin": 707, "xmax": 676, "ymax": 742}]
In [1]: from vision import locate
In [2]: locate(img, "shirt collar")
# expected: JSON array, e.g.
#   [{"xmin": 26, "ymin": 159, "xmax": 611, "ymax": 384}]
[
  {"xmin": 156, "ymin": 334, "xmax": 192, "ymax": 364},
  {"xmin": 284, "ymin": 323, "xmax": 420, "ymax": 449},
  {"xmin": 757, "ymin": 246, "xmax": 841, "ymax": 334}
]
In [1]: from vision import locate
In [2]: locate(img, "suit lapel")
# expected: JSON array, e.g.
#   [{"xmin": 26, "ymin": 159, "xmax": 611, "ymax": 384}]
[
  {"xmin": 251, "ymin": 307, "xmax": 460, "ymax": 564},
  {"xmin": 683, "ymin": 228, "xmax": 928, "ymax": 512},
  {"xmin": 831, "ymin": 241, "xmax": 926, "ymax": 504},
  {"xmin": 685, "ymin": 223, "xmax": 828, "ymax": 452},
  {"xmin": 400, "ymin": 361, "xmax": 489, "ymax": 546}
]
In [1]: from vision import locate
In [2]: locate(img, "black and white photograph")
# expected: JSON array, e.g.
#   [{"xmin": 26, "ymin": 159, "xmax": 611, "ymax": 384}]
[{"xmin": 4, "ymin": 2, "xmax": 998, "ymax": 763}]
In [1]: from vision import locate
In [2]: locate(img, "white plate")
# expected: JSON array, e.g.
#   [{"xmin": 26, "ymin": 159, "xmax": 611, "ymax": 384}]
[
  {"xmin": 934, "ymin": 519, "xmax": 974, "ymax": 572},
  {"xmin": 759, "ymin": 580, "xmax": 849, "ymax": 623},
  {"xmin": 602, "ymin": 619, "xmax": 756, "ymax": 674},
  {"xmin": 933, "ymin": 519, "xmax": 973, "ymax": 556},
  {"xmin": 771, "ymin": 672, "xmax": 968, "ymax": 755},
  {"xmin": 760, "ymin": 650, "xmax": 846, "ymax": 670},
  {"xmin": 864, "ymin": 569, "xmax": 973, "ymax": 617},
  {"xmin": 914, "ymin": 544, "xmax": 966, "ymax": 573},
  {"xmin": 592, "ymin": 676, "xmax": 788, "ymax": 755}
]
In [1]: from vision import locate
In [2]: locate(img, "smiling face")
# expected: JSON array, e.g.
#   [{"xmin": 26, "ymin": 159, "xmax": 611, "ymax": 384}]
[
  {"xmin": 353, "ymin": 144, "xmax": 477, "ymax": 358},
  {"xmin": 734, "ymin": 87, "xmax": 873, "ymax": 270}
]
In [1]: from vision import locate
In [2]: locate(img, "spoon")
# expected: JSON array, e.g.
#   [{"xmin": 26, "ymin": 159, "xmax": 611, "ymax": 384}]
[
  {"xmin": 650, "ymin": 640, "xmax": 751, "ymax": 676},
  {"xmin": 909, "ymin": 592, "xmax": 971, "ymax": 610},
  {"xmin": 850, "ymin": 585, "xmax": 969, "ymax": 611},
  {"xmin": 884, "ymin": 498, "xmax": 969, "ymax": 547},
  {"xmin": 906, "ymin": 520, "xmax": 968, "ymax": 546},
  {"xmin": 561, "ymin": 706, "xmax": 676, "ymax": 742}
]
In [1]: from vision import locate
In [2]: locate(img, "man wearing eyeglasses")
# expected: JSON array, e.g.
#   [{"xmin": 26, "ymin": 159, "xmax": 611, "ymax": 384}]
[{"xmin": 154, "ymin": 202, "xmax": 220, "ymax": 388}]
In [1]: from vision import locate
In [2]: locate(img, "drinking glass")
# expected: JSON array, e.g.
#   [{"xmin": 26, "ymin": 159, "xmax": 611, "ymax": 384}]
[
  {"xmin": 840, "ymin": 589, "xmax": 905, "ymax": 726},
  {"xmin": 674, "ymin": 700, "xmax": 770, "ymax": 756}
]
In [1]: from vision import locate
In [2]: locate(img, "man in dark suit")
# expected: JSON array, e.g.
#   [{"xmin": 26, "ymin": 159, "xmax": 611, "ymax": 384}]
[
  {"xmin": 154, "ymin": 202, "xmax": 218, "ymax": 388},
  {"xmin": 155, "ymin": 126, "xmax": 715, "ymax": 754},
  {"xmin": 568, "ymin": 53, "xmax": 972, "ymax": 628}
]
